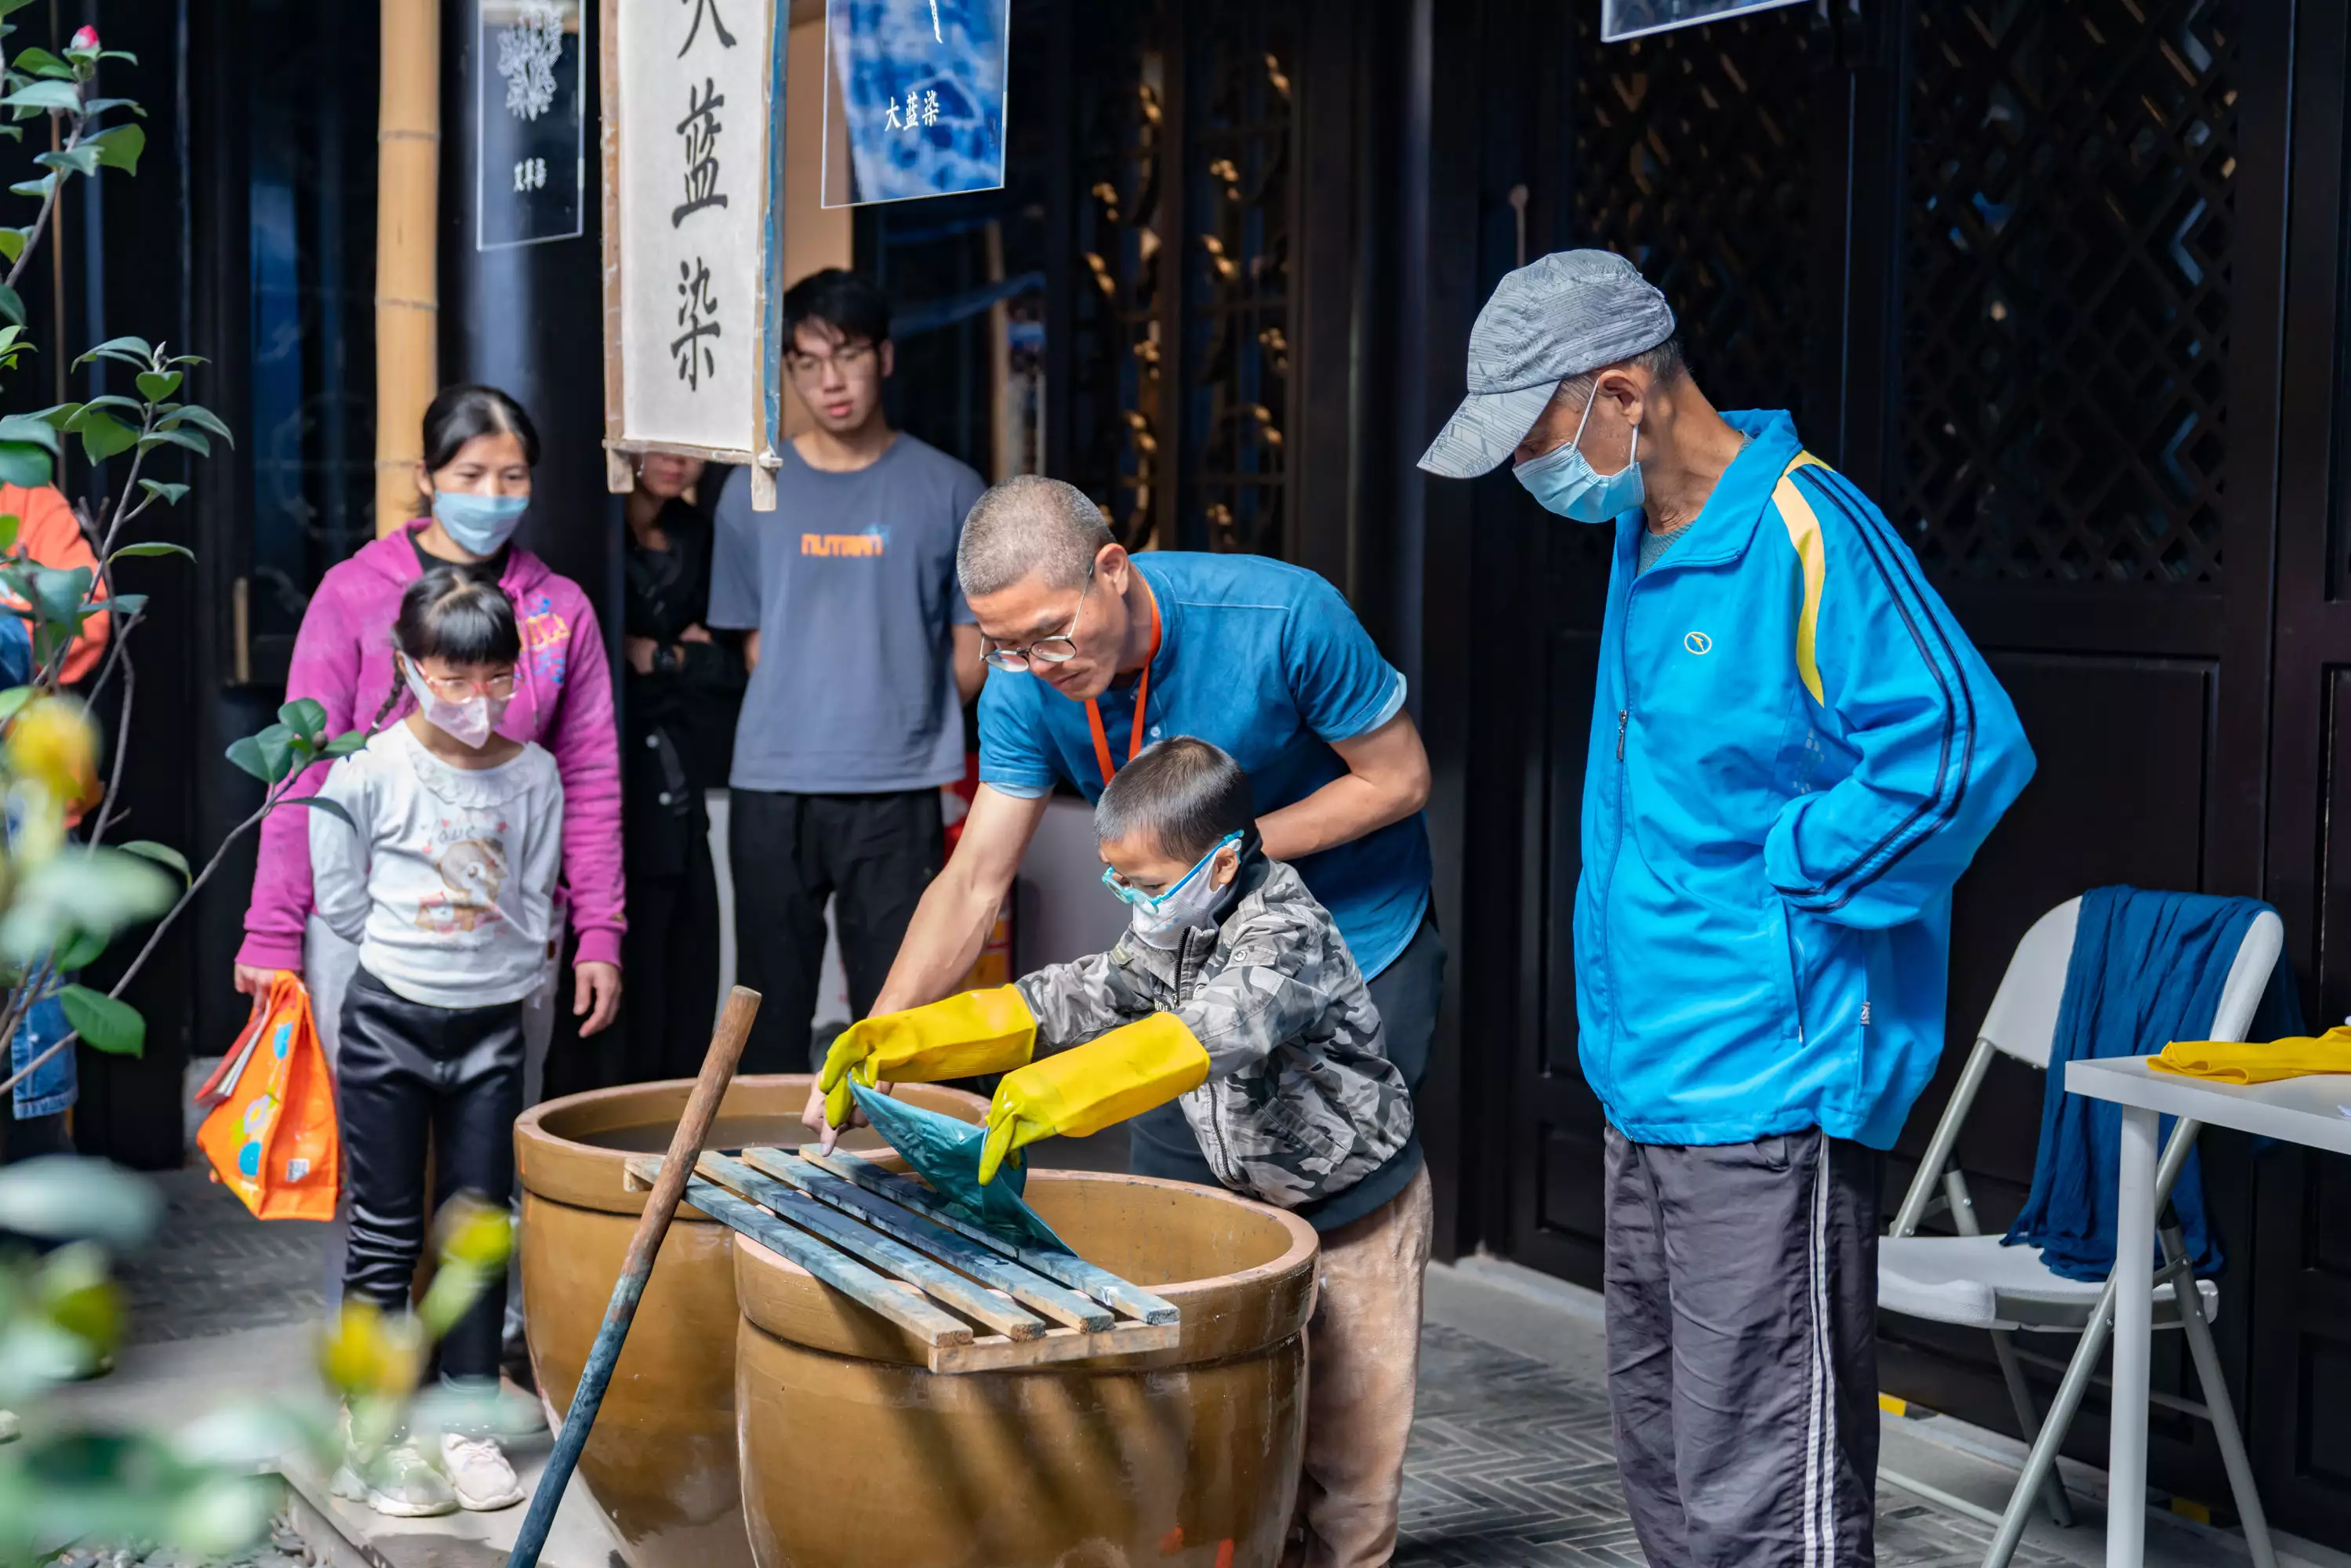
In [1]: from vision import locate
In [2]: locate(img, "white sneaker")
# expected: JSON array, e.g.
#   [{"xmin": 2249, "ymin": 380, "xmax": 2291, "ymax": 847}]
[
  {"xmin": 438, "ymin": 1432, "xmax": 524, "ymax": 1511},
  {"xmin": 332, "ymin": 1434, "xmax": 457, "ymax": 1518}
]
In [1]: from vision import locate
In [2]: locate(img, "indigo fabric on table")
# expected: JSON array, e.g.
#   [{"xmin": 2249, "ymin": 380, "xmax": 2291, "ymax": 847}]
[
  {"xmin": 850, "ymin": 1081, "xmax": 1067, "ymax": 1252},
  {"xmin": 2003, "ymin": 885, "xmax": 2301, "ymax": 1281}
]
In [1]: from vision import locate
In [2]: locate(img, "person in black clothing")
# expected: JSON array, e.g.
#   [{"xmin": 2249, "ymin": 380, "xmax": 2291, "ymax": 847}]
[{"xmin": 619, "ymin": 452, "xmax": 746, "ymax": 1082}]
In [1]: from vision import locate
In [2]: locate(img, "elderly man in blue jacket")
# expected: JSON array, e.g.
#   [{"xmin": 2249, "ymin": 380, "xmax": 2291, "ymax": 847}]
[{"xmin": 1424, "ymin": 251, "xmax": 2035, "ymax": 1567}]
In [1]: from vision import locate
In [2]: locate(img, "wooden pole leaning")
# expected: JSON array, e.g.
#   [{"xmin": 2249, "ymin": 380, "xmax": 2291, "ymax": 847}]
[{"xmin": 504, "ymin": 986, "xmax": 761, "ymax": 1568}]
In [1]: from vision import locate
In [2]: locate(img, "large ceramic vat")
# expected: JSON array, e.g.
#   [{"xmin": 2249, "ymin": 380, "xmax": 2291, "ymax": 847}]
[
  {"xmin": 516, "ymin": 1075, "xmax": 988, "ymax": 1568},
  {"xmin": 734, "ymin": 1169, "xmax": 1321, "ymax": 1568}
]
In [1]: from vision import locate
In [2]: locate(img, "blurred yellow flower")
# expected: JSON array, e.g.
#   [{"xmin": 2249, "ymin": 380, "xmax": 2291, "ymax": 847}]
[
  {"xmin": 318, "ymin": 1300, "xmax": 426, "ymax": 1399},
  {"xmin": 6, "ymin": 695, "xmax": 99, "ymax": 809},
  {"xmin": 437, "ymin": 1196, "xmax": 514, "ymax": 1269}
]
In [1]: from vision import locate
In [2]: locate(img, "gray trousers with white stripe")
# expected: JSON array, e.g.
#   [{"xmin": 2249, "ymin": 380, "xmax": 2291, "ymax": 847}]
[{"xmin": 1604, "ymin": 1126, "xmax": 1883, "ymax": 1567}]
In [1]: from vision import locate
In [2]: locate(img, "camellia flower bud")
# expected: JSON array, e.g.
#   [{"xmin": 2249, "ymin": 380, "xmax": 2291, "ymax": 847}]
[
  {"xmin": 5, "ymin": 693, "xmax": 100, "ymax": 806},
  {"xmin": 70, "ymin": 24, "xmax": 98, "ymax": 49}
]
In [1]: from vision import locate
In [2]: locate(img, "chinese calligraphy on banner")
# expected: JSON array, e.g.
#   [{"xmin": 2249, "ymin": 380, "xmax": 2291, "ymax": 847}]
[
  {"xmin": 479, "ymin": 0, "xmax": 584, "ymax": 249},
  {"xmin": 605, "ymin": 0, "xmax": 787, "ymax": 506},
  {"xmin": 821, "ymin": 0, "xmax": 1011, "ymax": 208},
  {"xmin": 1599, "ymin": 0, "xmax": 1808, "ymax": 42}
]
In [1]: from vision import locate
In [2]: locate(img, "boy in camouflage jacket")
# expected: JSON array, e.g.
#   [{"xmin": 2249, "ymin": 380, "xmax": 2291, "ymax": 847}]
[{"xmin": 821, "ymin": 736, "xmax": 1433, "ymax": 1568}]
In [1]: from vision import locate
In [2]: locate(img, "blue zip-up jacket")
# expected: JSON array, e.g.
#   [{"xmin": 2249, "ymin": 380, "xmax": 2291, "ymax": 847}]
[{"xmin": 1578, "ymin": 410, "xmax": 2035, "ymax": 1149}]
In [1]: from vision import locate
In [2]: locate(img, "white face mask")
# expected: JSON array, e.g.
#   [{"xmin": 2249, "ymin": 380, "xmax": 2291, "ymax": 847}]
[
  {"xmin": 400, "ymin": 656, "xmax": 507, "ymax": 749},
  {"xmin": 1103, "ymin": 833, "xmax": 1241, "ymax": 950}
]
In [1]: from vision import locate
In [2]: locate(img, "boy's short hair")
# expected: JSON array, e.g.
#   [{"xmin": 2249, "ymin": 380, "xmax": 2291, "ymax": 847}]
[{"xmin": 1095, "ymin": 737, "xmax": 1256, "ymax": 864}]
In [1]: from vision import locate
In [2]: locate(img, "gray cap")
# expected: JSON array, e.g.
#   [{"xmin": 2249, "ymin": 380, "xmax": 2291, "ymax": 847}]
[{"xmin": 1418, "ymin": 249, "xmax": 1676, "ymax": 479}]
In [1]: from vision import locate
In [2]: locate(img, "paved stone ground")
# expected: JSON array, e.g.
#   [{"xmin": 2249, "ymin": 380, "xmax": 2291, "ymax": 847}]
[
  {"xmin": 118, "ymin": 1169, "xmax": 329, "ymax": 1345},
  {"xmin": 1397, "ymin": 1322, "xmax": 2071, "ymax": 1567},
  {"xmin": 107, "ymin": 1167, "xmax": 2066, "ymax": 1566}
]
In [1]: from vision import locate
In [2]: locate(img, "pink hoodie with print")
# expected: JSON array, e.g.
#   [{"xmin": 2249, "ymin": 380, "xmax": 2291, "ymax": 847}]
[{"xmin": 237, "ymin": 521, "xmax": 625, "ymax": 971}]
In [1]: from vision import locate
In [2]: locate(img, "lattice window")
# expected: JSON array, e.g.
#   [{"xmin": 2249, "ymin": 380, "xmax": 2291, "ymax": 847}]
[
  {"xmin": 1572, "ymin": 3, "xmax": 1816, "ymax": 413},
  {"xmin": 1068, "ymin": 5, "xmax": 1168, "ymax": 552},
  {"xmin": 1179, "ymin": 3, "xmax": 1295, "ymax": 557},
  {"xmin": 1564, "ymin": 0, "xmax": 1816, "ymax": 576},
  {"xmin": 1899, "ymin": 0, "xmax": 2234, "ymax": 586}
]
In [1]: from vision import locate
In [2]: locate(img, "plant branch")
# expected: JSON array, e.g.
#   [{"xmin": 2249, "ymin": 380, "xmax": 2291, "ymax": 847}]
[
  {"xmin": 0, "ymin": 785, "xmax": 284, "ymax": 1102},
  {"xmin": 3, "ymin": 107, "xmax": 82, "ymax": 295},
  {"xmin": 89, "ymin": 649, "xmax": 132, "ymax": 844}
]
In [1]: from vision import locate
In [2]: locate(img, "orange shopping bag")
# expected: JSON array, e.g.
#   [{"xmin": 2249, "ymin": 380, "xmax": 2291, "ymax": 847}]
[{"xmin": 194, "ymin": 972, "xmax": 340, "ymax": 1221}]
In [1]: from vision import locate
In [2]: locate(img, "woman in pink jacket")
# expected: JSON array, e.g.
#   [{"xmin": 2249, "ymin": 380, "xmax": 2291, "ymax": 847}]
[{"xmin": 234, "ymin": 385, "xmax": 623, "ymax": 1035}]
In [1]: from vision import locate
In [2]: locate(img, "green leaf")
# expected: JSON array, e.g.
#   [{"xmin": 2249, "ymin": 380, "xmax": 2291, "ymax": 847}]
[
  {"xmin": 33, "ymin": 401, "xmax": 79, "ymax": 428},
  {"xmin": 0, "ymin": 79, "xmax": 79, "ymax": 112},
  {"xmin": 0, "ymin": 281, "xmax": 17, "ymax": 328},
  {"xmin": 118, "ymin": 840, "xmax": 189, "ymax": 884},
  {"xmin": 0, "ymin": 1156, "xmax": 160, "ymax": 1247},
  {"xmin": 0, "ymin": 439, "xmax": 49, "ymax": 487},
  {"xmin": 0, "ymin": 684, "xmax": 34, "ymax": 721},
  {"xmin": 79, "ymin": 96, "xmax": 144, "ymax": 118},
  {"xmin": 74, "ymin": 409, "xmax": 136, "ymax": 463},
  {"xmin": 134, "ymin": 480, "xmax": 187, "ymax": 507},
  {"xmin": 97, "ymin": 49, "xmax": 138, "ymax": 67},
  {"xmin": 0, "ymin": 227, "xmax": 19, "ymax": 262},
  {"xmin": 66, "ymin": 393, "xmax": 142, "ymax": 418},
  {"xmin": 29, "ymin": 564, "xmax": 89, "ymax": 624},
  {"xmin": 7, "ymin": 46, "xmax": 67, "ymax": 76},
  {"xmin": 278, "ymin": 697, "xmax": 328, "ymax": 744},
  {"xmin": 33, "ymin": 146, "xmax": 100, "ymax": 181},
  {"xmin": 162, "ymin": 403, "xmax": 233, "ymax": 448},
  {"xmin": 137, "ymin": 426, "xmax": 207, "ymax": 458},
  {"xmin": 282, "ymin": 795, "xmax": 354, "ymax": 830},
  {"xmin": 5, "ymin": 172, "xmax": 53, "ymax": 198},
  {"xmin": 76, "ymin": 333, "xmax": 152, "ymax": 363},
  {"xmin": 60, "ymin": 984, "xmax": 141, "ymax": 1058},
  {"xmin": 0, "ymin": 412, "xmax": 56, "ymax": 451},
  {"xmin": 96, "ymin": 591, "xmax": 145, "ymax": 615},
  {"xmin": 133, "ymin": 368, "xmax": 180, "ymax": 402},
  {"xmin": 51, "ymin": 924, "xmax": 107, "ymax": 971},
  {"xmin": 323, "ymin": 730, "xmax": 371, "ymax": 758},
  {"xmin": 0, "ymin": 1, "xmax": 48, "ymax": 23},
  {"xmin": 108, "ymin": 540, "xmax": 192, "ymax": 561},
  {"xmin": 223, "ymin": 733, "xmax": 268, "ymax": 782},
  {"xmin": 0, "ymin": 512, "xmax": 16, "ymax": 550},
  {"xmin": 87, "ymin": 122, "xmax": 140, "ymax": 174}
]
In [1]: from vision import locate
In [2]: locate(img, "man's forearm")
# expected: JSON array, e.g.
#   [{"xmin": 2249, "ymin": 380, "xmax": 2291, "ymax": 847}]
[
  {"xmin": 871, "ymin": 862, "xmax": 1006, "ymax": 1014},
  {"xmin": 1257, "ymin": 773, "xmax": 1419, "ymax": 862}
]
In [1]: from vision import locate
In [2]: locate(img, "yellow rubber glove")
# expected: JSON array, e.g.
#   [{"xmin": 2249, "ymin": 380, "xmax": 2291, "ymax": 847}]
[
  {"xmin": 2152, "ymin": 1027, "xmax": 2351, "ymax": 1084},
  {"xmin": 819, "ymin": 985, "xmax": 1038, "ymax": 1129},
  {"xmin": 978, "ymin": 1014, "xmax": 1212, "ymax": 1184}
]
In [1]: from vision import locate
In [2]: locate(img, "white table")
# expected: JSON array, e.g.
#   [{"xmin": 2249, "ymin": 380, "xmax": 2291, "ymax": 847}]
[{"xmin": 2062, "ymin": 1057, "xmax": 2351, "ymax": 1564}]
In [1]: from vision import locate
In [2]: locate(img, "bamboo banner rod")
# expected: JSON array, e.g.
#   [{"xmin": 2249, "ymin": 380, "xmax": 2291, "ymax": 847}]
[{"xmin": 375, "ymin": 0, "xmax": 439, "ymax": 536}]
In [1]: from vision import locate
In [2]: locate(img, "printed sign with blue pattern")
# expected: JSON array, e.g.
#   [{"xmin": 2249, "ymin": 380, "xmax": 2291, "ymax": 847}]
[{"xmin": 823, "ymin": 0, "xmax": 1012, "ymax": 208}]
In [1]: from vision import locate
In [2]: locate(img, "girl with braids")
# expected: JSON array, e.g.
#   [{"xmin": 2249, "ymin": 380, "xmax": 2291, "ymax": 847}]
[
  {"xmin": 308, "ymin": 568, "xmax": 561, "ymax": 1516},
  {"xmin": 234, "ymin": 384, "xmax": 623, "ymax": 1044}
]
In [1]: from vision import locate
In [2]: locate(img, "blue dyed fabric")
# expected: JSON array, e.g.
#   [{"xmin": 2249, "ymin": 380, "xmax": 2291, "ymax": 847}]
[
  {"xmin": 2002, "ymin": 886, "xmax": 2301, "ymax": 1281},
  {"xmin": 850, "ymin": 1082, "xmax": 1067, "ymax": 1252},
  {"xmin": 0, "ymin": 612, "xmax": 74, "ymax": 1121},
  {"xmin": 827, "ymin": 0, "xmax": 1008, "ymax": 204}
]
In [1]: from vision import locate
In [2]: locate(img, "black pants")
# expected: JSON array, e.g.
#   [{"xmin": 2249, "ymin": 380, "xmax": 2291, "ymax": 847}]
[
  {"xmin": 728, "ymin": 788, "xmax": 943, "ymax": 1074},
  {"xmin": 1604, "ymin": 1126, "xmax": 1883, "ymax": 1567},
  {"xmin": 1128, "ymin": 906, "xmax": 1446, "ymax": 1188},
  {"xmin": 621, "ymin": 801, "xmax": 725, "ymax": 1084},
  {"xmin": 338, "ymin": 967, "xmax": 525, "ymax": 1384}
]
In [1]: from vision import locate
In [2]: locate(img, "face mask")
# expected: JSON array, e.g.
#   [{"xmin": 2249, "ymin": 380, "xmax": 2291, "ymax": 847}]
[
  {"xmin": 431, "ymin": 489, "xmax": 530, "ymax": 556},
  {"xmin": 1103, "ymin": 833, "xmax": 1241, "ymax": 950},
  {"xmin": 1514, "ymin": 386, "xmax": 1643, "ymax": 524},
  {"xmin": 400, "ymin": 656, "xmax": 507, "ymax": 750}
]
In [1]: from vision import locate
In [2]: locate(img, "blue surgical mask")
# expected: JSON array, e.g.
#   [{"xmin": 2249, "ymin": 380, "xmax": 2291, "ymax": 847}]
[
  {"xmin": 1103, "ymin": 832, "xmax": 1242, "ymax": 949},
  {"xmin": 1514, "ymin": 387, "xmax": 1643, "ymax": 524},
  {"xmin": 431, "ymin": 489, "xmax": 530, "ymax": 555}
]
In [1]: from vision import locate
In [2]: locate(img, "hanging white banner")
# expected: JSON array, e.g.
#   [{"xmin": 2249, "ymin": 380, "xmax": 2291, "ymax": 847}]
[{"xmin": 601, "ymin": 0, "xmax": 788, "ymax": 507}]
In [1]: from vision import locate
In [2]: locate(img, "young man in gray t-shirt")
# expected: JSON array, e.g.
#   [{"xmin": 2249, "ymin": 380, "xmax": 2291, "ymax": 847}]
[{"xmin": 707, "ymin": 270, "xmax": 987, "ymax": 1071}]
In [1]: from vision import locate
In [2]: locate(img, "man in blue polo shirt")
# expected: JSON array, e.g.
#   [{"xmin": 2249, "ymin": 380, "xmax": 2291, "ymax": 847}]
[{"xmin": 801, "ymin": 475, "xmax": 1440, "ymax": 1204}]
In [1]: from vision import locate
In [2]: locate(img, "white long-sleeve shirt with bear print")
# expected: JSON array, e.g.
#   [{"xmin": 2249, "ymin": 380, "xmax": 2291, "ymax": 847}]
[{"xmin": 308, "ymin": 721, "xmax": 564, "ymax": 1009}]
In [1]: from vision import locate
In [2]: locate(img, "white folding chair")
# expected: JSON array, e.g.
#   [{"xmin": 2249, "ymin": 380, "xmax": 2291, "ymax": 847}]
[{"xmin": 1880, "ymin": 896, "xmax": 2280, "ymax": 1568}]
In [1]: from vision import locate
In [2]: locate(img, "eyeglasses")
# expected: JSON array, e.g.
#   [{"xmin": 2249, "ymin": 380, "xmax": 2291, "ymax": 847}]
[
  {"xmin": 783, "ymin": 341, "xmax": 878, "ymax": 381},
  {"xmin": 983, "ymin": 570, "xmax": 1094, "ymax": 673},
  {"xmin": 420, "ymin": 671, "xmax": 518, "ymax": 702}
]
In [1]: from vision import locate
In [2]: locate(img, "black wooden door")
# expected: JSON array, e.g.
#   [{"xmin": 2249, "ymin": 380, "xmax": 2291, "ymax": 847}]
[{"xmin": 1508, "ymin": 0, "xmax": 2302, "ymax": 1515}]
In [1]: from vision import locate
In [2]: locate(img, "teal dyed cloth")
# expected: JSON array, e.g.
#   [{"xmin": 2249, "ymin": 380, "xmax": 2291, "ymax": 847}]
[{"xmin": 849, "ymin": 1082, "xmax": 1069, "ymax": 1253}]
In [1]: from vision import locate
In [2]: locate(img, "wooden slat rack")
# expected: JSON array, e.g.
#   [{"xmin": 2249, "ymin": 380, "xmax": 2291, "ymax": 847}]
[{"xmin": 622, "ymin": 1144, "xmax": 1181, "ymax": 1374}]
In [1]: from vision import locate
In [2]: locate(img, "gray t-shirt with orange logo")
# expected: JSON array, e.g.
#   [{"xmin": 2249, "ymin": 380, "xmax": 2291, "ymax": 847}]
[{"xmin": 708, "ymin": 434, "xmax": 983, "ymax": 793}]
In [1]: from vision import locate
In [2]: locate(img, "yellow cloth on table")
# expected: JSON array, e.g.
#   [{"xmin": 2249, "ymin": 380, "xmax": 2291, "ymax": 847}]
[{"xmin": 2151, "ymin": 1026, "xmax": 2351, "ymax": 1083}]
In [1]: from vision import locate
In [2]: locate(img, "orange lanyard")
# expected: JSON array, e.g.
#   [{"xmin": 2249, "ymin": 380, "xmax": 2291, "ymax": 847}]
[{"xmin": 1085, "ymin": 579, "xmax": 1161, "ymax": 786}]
